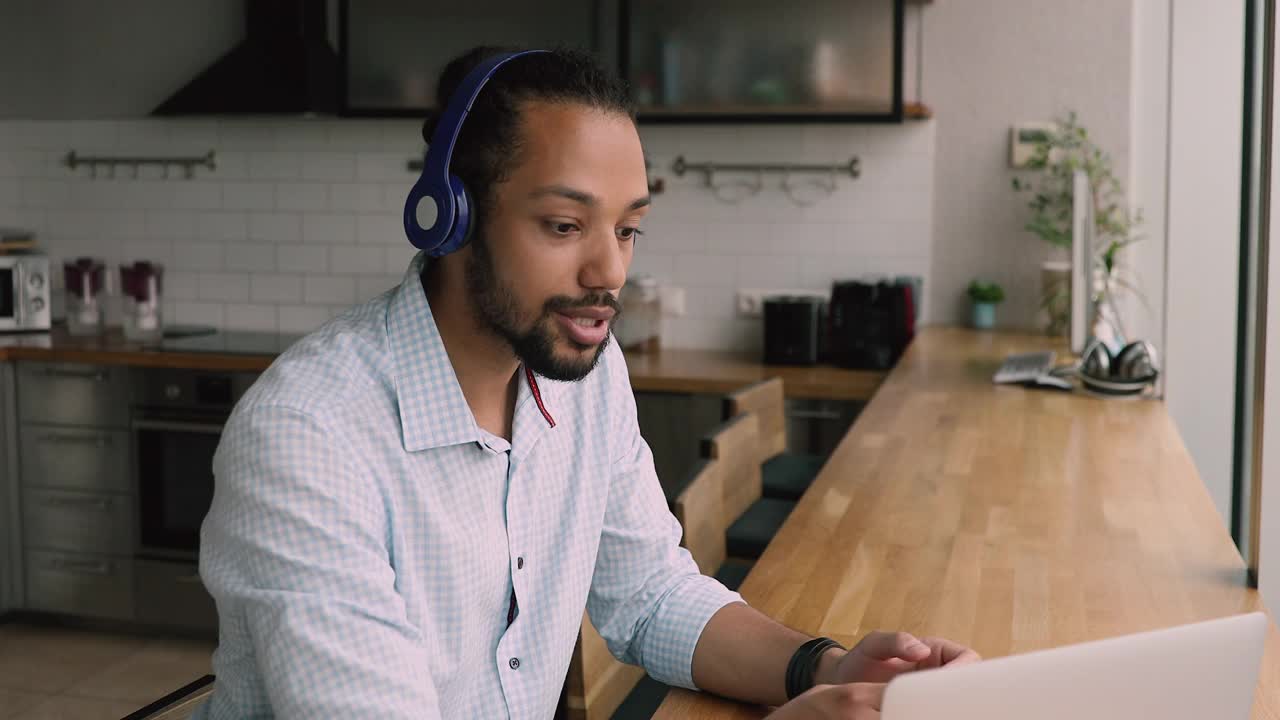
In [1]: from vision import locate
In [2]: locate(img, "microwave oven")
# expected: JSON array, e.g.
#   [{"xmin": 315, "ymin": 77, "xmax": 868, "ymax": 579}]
[{"xmin": 0, "ymin": 254, "xmax": 51, "ymax": 332}]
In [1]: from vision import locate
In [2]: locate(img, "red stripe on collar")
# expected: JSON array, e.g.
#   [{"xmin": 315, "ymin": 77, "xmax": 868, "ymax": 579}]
[{"xmin": 524, "ymin": 367, "xmax": 556, "ymax": 428}]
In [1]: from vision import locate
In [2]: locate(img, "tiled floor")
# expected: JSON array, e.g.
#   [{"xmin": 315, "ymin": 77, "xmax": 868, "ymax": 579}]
[{"xmin": 0, "ymin": 622, "xmax": 214, "ymax": 720}]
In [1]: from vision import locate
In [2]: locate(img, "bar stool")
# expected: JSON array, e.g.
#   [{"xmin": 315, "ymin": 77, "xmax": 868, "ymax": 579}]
[
  {"xmin": 703, "ymin": 412, "xmax": 796, "ymax": 561},
  {"xmin": 725, "ymin": 378, "xmax": 827, "ymax": 502}
]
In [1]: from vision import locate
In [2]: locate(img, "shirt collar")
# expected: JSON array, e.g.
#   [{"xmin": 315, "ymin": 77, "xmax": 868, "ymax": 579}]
[{"xmin": 387, "ymin": 252, "xmax": 557, "ymax": 453}]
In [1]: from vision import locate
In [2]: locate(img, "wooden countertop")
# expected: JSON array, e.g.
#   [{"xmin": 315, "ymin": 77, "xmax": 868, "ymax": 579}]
[
  {"xmin": 655, "ymin": 327, "xmax": 1280, "ymax": 719},
  {"xmin": 0, "ymin": 328, "xmax": 887, "ymax": 400}
]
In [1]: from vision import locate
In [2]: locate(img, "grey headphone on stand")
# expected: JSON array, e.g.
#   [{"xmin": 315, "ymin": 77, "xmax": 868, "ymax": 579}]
[{"xmin": 1078, "ymin": 339, "xmax": 1160, "ymax": 395}]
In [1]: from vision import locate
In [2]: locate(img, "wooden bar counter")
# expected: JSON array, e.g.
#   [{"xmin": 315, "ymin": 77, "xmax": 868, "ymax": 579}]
[
  {"xmin": 656, "ymin": 327, "xmax": 1280, "ymax": 719},
  {"xmin": 0, "ymin": 328, "xmax": 888, "ymax": 400}
]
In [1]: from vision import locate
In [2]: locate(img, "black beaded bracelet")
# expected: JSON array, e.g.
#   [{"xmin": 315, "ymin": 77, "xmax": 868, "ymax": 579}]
[{"xmin": 785, "ymin": 636, "xmax": 844, "ymax": 700}]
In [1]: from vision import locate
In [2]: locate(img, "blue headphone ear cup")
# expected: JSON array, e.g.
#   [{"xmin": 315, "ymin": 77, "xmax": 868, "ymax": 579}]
[{"xmin": 429, "ymin": 175, "xmax": 473, "ymax": 257}]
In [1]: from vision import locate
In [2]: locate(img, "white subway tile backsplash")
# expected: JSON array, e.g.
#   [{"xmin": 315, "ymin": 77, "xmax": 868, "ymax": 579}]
[
  {"xmin": 627, "ymin": 252, "xmax": 674, "ymax": 280},
  {"xmin": 737, "ymin": 254, "xmax": 799, "ymax": 287},
  {"xmin": 172, "ymin": 241, "xmax": 225, "ymax": 271},
  {"xmin": 197, "ymin": 212, "xmax": 248, "ymax": 241},
  {"xmin": 174, "ymin": 301, "xmax": 225, "ymax": 327},
  {"xmin": 301, "ymin": 153, "xmax": 356, "ymax": 181},
  {"xmin": 302, "ymin": 213, "xmax": 357, "ymax": 244},
  {"xmin": 275, "ymin": 183, "xmax": 328, "ymax": 211},
  {"xmin": 165, "ymin": 270, "xmax": 199, "ymax": 301},
  {"xmin": 197, "ymin": 272, "xmax": 251, "ymax": 302},
  {"xmin": 384, "ymin": 245, "xmax": 418, "ymax": 275},
  {"xmin": 10, "ymin": 118, "xmax": 936, "ymax": 347},
  {"xmin": 276, "ymin": 243, "xmax": 328, "ymax": 273},
  {"xmin": 274, "ymin": 121, "xmax": 330, "ymax": 151},
  {"xmin": 357, "ymin": 214, "xmax": 402, "ymax": 245},
  {"xmin": 145, "ymin": 210, "xmax": 197, "ymax": 240},
  {"xmin": 329, "ymin": 245, "xmax": 386, "ymax": 275},
  {"xmin": 356, "ymin": 152, "xmax": 412, "ymax": 182},
  {"xmin": 99, "ymin": 210, "xmax": 147, "ymax": 238},
  {"xmin": 303, "ymin": 275, "xmax": 357, "ymax": 305},
  {"xmin": 330, "ymin": 182, "xmax": 385, "ymax": 212},
  {"xmin": 223, "ymin": 241, "xmax": 277, "ymax": 272},
  {"xmin": 277, "ymin": 304, "xmax": 331, "ymax": 333},
  {"xmin": 248, "ymin": 212, "xmax": 301, "ymax": 243},
  {"xmin": 17, "ymin": 179, "xmax": 65, "ymax": 207},
  {"xmin": 225, "ymin": 303, "xmax": 279, "ymax": 332},
  {"xmin": 212, "ymin": 151, "xmax": 250, "ymax": 181},
  {"xmin": 249, "ymin": 152, "xmax": 301, "ymax": 180},
  {"xmin": 250, "ymin": 274, "xmax": 303, "ymax": 303},
  {"xmin": 672, "ymin": 254, "xmax": 736, "ymax": 287},
  {"xmin": 171, "ymin": 182, "xmax": 222, "ymax": 210},
  {"xmin": 357, "ymin": 275, "xmax": 402, "ymax": 300},
  {"xmin": 223, "ymin": 182, "xmax": 275, "ymax": 210}
]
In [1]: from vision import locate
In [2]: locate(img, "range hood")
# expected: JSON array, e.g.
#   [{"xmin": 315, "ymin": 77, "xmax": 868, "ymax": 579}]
[{"xmin": 153, "ymin": 0, "xmax": 339, "ymax": 116}]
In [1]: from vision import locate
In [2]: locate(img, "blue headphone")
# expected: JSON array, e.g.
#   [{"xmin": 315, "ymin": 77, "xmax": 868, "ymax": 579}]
[{"xmin": 404, "ymin": 49, "xmax": 550, "ymax": 256}]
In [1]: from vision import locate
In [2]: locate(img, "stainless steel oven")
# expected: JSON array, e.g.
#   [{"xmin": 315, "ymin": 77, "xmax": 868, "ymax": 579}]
[
  {"xmin": 0, "ymin": 254, "xmax": 51, "ymax": 332},
  {"xmin": 131, "ymin": 368, "xmax": 255, "ymax": 630},
  {"xmin": 132, "ymin": 369, "xmax": 255, "ymax": 560}
]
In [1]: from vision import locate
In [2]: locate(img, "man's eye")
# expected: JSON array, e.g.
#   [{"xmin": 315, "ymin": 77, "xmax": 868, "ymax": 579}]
[
  {"xmin": 548, "ymin": 222, "xmax": 579, "ymax": 235},
  {"xmin": 617, "ymin": 227, "xmax": 644, "ymax": 242}
]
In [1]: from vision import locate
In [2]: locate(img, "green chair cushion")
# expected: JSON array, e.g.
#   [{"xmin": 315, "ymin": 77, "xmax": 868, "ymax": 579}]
[
  {"xmin": 762, "ymin": 452, "xmax": 826, "ymax": 501},
  {"xmin": 714, "ymin": 560, "xmax": 754, "ymax": 591},
  {"xmin": 611, "ymin": 675, "xmax": 671, "ymax": 720},
  {"xmin": 725, "ymin": 498, "xmax": 796, "ymax": 559}
]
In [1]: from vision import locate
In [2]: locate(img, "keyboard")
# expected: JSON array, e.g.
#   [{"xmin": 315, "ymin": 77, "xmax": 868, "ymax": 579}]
[{"xmin": 993, "ymin": 351, "xmax": 1057, "ymax": 384}]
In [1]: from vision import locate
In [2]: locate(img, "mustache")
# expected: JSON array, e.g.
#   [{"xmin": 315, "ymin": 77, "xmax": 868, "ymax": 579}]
[{"xmin": 544, "ymin": 293, "xmax": 622, "ymax": 315}]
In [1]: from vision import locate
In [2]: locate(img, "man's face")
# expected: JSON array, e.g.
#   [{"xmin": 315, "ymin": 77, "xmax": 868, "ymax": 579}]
[{"xmin": 465, "ymin": 101, "xmax": 649, "ymax": 382}]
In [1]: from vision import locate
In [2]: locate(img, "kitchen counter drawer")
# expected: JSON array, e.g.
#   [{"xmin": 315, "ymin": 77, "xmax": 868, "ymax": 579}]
[
  {"xmin": 19, "ymin": 425, "xmax": 131, "ymax": 493},
  {"xmin": 17, "ymin": 362, "xmax": 130, "ymax": 427},
  {"xmin": 135, "ymin": 559, "xmax": 218, "ymax": 632},
  {"xmin": 23, "ymin": 488, "xmax": 133, "ymax": 555},
  {"xmin": 25, "ymin": 549, "xmax": 134, "ymax": 620}
]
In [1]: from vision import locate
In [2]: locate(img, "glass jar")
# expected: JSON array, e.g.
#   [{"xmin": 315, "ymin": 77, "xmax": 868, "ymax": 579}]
[
  {"xmin": 616, "ymin": 274, "xmax": 662, "ymax": 353},
  {"xmin": 120, "ymin": 261, "xmax": 164, "ymax": 343},
  {"xmin": 63, "ymin": 258, "xmax": 105, "ymax": 336}
]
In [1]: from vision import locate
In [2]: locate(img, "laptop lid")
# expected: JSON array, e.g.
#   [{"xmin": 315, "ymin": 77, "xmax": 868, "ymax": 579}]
[{"xmin": 882, "ymin": 612, "xmax": 1269, "ymax": 720}]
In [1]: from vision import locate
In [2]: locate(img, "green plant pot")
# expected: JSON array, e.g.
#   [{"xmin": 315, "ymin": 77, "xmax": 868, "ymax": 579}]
[{"xmin": 971, "ymin": 302, "xmax": 997, "ymax": 329}]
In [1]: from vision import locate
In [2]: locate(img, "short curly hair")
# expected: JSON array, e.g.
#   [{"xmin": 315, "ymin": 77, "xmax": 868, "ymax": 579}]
[{"xmin": 422, "ymin": 46, "xmax": 635, "ymax": 233}]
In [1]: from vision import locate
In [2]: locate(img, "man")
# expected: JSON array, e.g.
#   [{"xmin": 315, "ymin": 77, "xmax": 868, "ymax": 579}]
[{"xmin": 195, "ymin": 47, "xmax": 979, "ymax": 719}]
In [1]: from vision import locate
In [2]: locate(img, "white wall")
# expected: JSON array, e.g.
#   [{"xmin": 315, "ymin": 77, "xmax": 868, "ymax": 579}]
[
  {"xmin": 923, "ymin": 0, "xmax": 1133, "ymax": 329},
  {"xmin": 1163, "ymin": 0, "xmax": 1246, "ymax": 527},
  {"xmin": 1257, "ymin": 0, "xmax": 1280, "ymax": 613}
]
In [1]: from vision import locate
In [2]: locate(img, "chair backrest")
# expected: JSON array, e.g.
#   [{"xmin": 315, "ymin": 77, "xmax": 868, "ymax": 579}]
[
  {"xmin": 673, "ymin": 458, "xmax": 727, "ymax": 576},
  {"xmin": 701, "ymin": 412, "xmax": 763, "ymax": 529},
  {"xmin": 564, "ymin": 615, "xmax": 646, "ymax": 720},
  {"xmin": 725, "ymin": 378, "xmax": 787, "ymax": 463},
  {"xmin": 122, "ymin": 675, "xmax": 215, "ymax": 720}
]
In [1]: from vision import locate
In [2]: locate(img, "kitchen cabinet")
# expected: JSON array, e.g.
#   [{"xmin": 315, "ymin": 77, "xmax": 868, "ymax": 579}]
[
  {"xmin": 16, "ymin": 361, "xmax": 136, "ymax": 621},
  {"xmin": 0, "ymin": 363, "xmax": 20, "ymax": 613},
  {"xmin": 622, "ymin": 0, "xmax": 905, "ymax": 122}
]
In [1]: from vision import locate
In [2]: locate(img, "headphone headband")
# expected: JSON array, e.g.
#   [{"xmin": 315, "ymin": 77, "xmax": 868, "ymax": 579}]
[{"xmin": 404, "ymin": 49, "xmax": 551, "ymax": 255}]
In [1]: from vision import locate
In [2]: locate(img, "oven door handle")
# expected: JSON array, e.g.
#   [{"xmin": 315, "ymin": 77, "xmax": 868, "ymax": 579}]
[{"xmin": 132, "ymin": 419, "xmax": 225, "ymax": 434}]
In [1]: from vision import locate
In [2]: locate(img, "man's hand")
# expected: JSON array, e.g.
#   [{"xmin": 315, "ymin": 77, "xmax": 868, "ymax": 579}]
[
  {"xmin": 817, "ymin": 631, "xmax": 982, "ymax": 686},
  {"xmin": 767, "ymin": 683, "xmax": 887, "ymax": 719}
]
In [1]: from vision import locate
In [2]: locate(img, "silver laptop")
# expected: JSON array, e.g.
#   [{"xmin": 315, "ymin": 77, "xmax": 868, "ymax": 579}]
[{"xmin": 882, "ymin": 613, "xmax": 1269, "ymax": 720}]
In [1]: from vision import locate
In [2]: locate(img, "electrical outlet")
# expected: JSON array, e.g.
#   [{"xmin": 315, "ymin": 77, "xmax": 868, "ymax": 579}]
[
  {"xmin": 659, "ymin": 286, "xmax": 686, "ymax": 317},
  {"xmin": 736, "ymin": 289, "xmax": 827, "ymax": 317}
]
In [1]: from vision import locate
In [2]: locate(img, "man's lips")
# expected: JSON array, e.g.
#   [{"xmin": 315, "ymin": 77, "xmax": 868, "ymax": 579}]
[{"xmin": 556, "ymin": 306, "xmax": 617, "ymax": 321}]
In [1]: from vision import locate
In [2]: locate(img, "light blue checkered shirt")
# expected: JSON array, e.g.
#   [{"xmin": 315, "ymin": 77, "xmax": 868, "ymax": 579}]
[{"xmin": 193, "ymin": 252, "xmax": 742, "ymax": 719}]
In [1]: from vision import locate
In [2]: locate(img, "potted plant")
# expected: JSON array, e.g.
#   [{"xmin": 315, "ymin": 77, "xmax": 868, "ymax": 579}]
[
  {"xmin": 968, "ymin": 280, "xmax": 1005, "ymax": 329},
  {"xmin": 1011, "ymin": 111, "xmax": 1143, "ymax": 340}
]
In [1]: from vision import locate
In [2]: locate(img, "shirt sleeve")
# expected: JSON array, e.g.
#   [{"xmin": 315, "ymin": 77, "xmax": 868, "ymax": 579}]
[
  {"xmin": 200, "ymin": 403, "xmax": 441, "ymax": 718},
  {"xmin": 584, "ymin": 347, "xmax": 745, "ymax": 690}
]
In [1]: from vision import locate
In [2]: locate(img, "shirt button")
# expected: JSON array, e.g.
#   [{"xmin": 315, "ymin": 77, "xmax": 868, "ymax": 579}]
[
  {"xmin": 517, "ymin": 557, "xmax": 524, "ymax": 570},
  {"xmin": 509, "ymin": 657, "xmax": 520, "ymax": 670}
]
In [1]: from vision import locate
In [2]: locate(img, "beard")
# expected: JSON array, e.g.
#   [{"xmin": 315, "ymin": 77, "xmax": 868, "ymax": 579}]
[{"xmin": 464, "ymin": 231, "xmax": 621, "ymax": 382}]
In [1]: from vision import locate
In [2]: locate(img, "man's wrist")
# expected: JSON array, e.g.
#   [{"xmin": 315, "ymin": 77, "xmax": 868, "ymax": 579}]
[{"xmin": 811, "ymin": 646, "xmax": 848, "ymax": 687}]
